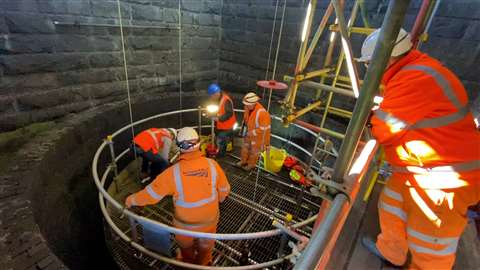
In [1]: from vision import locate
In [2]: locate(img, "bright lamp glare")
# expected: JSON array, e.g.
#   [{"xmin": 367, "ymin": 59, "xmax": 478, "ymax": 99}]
[
  {"xmin": 301, "ymin": 2, "xmax": 312, "ymax": 42},
  {"xmin": 348, "ymin": 139, "xmax": 377, "ymax": 177},
  {"xmin": 474, "ymin": 118, "xmax": 479, "ymax": 128},
  {"xmin": 342, "ymin": 37, "xmax": 360, "ymax": 97},
  {"xmin": 206, "ymin": 105, "xmax": 219, "ymax": 113},
  {"xmin": 233, "ymin": 122, "xmax": 239, "ymax": 130}
]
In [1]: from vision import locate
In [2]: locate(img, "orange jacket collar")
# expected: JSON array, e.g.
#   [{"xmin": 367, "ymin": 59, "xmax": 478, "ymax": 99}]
[
  {"xmin": 179, "ymin": 150, "xmax": 204, "ymax": 161},
  {"xmin": 382, "ymin": 49, "xmax": 422, "ymax": 84}
]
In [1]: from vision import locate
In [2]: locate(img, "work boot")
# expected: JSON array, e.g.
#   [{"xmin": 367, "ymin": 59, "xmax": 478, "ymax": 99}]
[
  {"xmin": 243, "ymin": 164, "xmax": 256, "ymax": 172},
  {"xmin": 361, "ymin": 236, "xmax": 387, "ymax": 261},
  {"xmin": 236, "ymin": 161, "xmax": 246, "ymax": 167}
]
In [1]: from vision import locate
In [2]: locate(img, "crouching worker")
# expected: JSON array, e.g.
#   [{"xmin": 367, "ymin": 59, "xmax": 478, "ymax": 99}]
[
  {"xmin": 207, "ymin": 83, "xmax": 237, "ymax": 157},
  {"xmin": 131, "ymin": 128, "xmax": 176, "ymax": 180},
  {"xmin": 126, "ymin": 127, "xmax": 231, "ymax": 266},
  {"xmin": 237, "ymin": 92, "xmax": 271, "ymax": 171}
]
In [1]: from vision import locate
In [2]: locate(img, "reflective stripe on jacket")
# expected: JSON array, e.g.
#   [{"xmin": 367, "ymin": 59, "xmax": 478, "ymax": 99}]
[
  {"xmin": 216, "ymin": 93, "xmax": 236, "ymax": 130},
  {"xmin": 129, "ymin": 150, "xmax": 231, "ymax": 224},
  {"xmin": 133, "ymin": 128, "xmax": 173, "ymax": 155},
  {"xmin": 370, "ymin": 50, "xmax": 480, "ymax": 171}
]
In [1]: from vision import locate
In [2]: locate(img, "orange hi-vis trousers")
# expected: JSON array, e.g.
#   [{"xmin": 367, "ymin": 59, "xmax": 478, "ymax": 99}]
[
  {"xmin": 376, "ymin": 171, "xmax": 480, "ymax": 269},
  {"xmin": 174, "ymin": 218, "xmax": 217, "ymax": 266},
  {"xmin": 240, "ymin": 135, "xmax": 268, "ymax": 167}
]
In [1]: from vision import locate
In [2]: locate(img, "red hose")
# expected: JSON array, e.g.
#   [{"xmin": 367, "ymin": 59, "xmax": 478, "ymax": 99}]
[{"xmin": 411, "ymin": 0, "xmax": 431, "ymax": 47}]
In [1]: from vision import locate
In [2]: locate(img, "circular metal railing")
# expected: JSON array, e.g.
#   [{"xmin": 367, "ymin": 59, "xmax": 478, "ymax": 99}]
[{"xmin": 92, "ymin": 108, "xmax": 338, "ymax": 269}]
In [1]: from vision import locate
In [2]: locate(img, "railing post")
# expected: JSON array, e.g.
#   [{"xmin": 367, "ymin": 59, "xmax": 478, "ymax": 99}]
[
  {"xmin": 198, "ymin": 106, "xmax": 202, "ymax": 137},
  {"xmin": 106, "ymin": 135, "xmax": 119, "ymax": 191},
  {"xmin": 211, "ymin": 117, "xmax": 215, "ymax": 144},
  {"xmin": 128, "ymin": 216, "xmax": 139, "ymax": 243}
]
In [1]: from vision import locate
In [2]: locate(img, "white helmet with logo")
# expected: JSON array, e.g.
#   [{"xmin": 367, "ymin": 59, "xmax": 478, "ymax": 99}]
[
  {"xmin": 176, "ymin": 127, "xmax": 200, "ymax": 152},
  {"xmin": 358, "ymin": 28, "xmax": 413, "ymax": 62},
  {"xmin": 242, "ymin": 92, "xmax": 260, "ymax": 106}
]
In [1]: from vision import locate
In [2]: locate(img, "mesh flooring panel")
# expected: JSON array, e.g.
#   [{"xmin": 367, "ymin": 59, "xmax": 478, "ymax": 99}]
[{"xmin": 105, "ymin": 154, "xmax": 322, "ymax": 269}]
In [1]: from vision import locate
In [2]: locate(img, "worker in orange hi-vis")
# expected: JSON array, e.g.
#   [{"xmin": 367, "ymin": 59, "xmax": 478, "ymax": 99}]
[
  {"xmin": 358, "ymin": 28, "xmax": 480, "ymax": 269},
  {"xmin": 207, "ymin": 83, "xmax": 237, "ymax": 157},
  {"xmin": 131, "ymin": 128, "xmax": 176, "ymax": 180},
  {"xmin": 237, "ymin": 92, "xmax": 271, "ymax": 171},
  {"xmin": 125, "ymin": 127, "xmax": 231, "ymax": 266}
]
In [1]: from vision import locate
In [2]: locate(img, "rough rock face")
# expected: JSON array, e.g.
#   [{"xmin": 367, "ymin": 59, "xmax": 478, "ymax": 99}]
[{"xmin": 0, "ymin": 0, "xmax": 221, "ymax": 131}]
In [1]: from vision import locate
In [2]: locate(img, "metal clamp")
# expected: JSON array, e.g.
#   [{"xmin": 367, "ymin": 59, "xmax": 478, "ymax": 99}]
[
  {"xmin": 272, "ymin": 220, "xmax": 309, "ymax": 245},
  {"xmin": 272, "ymin": 220, "xmax": 309, "ymax": 264},
  {"xmin": 307, "ymin": 167, "xmax": 351, "ymax": 199}
]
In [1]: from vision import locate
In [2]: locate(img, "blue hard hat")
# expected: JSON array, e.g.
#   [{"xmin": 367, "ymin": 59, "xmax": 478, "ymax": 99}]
[{"xmin": 208, "ymin": 83, "xmax": 221, "ymax": 95}]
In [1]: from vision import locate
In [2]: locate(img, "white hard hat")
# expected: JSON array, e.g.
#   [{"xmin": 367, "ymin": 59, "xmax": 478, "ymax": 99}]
[
  {"xmin": 167, "ymin": 128, "xmax": 177, "ymax": 138},
  {"xmin": 243, "ymin": 92, "xmax": 260, "ymax": 106},
  {"xmin": 176, "ymin": 127, "xmax": 200, "ymax": 152},
  {"xmin": 358, "ymin": 28, "xmax": 413, "ymax": 62}
]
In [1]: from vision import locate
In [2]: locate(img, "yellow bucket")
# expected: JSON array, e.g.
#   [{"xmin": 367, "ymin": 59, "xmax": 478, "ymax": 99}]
[
  {"xmin": 262, "ymin": 147, "xmax": 287, "ymax": 173},
  {"xmin": 200, "ymin": 135, "xmax": 210, "ymax": 155}
]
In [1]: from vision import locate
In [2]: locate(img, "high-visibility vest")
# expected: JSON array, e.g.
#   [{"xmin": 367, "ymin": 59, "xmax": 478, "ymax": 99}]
[
  {"xmin": 127, "ymin": 151, "xmax": 231, "ymax": 225},
  {"xmin": 216, "ymin": 93, "xmax": 236, "ymax": 130},
  {"xmin": 245, "ymin": 102, "xmax": 271, "ymax": 139},
  {"xmin": 133, "ymin": 128, "xmax": 173, "ymax": 155},
  {"xmin": 371, "ymin": 50, "xmax": 480, "ymax": 173}
]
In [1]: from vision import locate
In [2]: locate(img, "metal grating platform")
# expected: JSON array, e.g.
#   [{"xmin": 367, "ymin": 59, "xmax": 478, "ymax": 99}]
[{"xmin": 104, "ymin": 152, "xmax": 322, "ymax": 269}]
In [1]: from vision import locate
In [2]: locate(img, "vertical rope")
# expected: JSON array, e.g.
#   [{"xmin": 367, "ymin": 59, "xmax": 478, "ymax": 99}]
[
  {"xmin": 262, "ymin": 0, "xmax": 280, "ymax": 100},
  {"xmin": 178, "ymin": 0, "xmax": 183, "ymax": 126},
  {"xmin": 218, "ymin": 0, "xmax": 224, "ymax": 81},
  {"xmin": 267, "ymin": 0, "xmax": 287, "ymax": 112},
  {"xmin": 255, "ymin": 0, "xmax": 287, "ymax": 201},
  {"xmin": 116, "ymin": 0, "xmax": 136, "ymax": 158}
]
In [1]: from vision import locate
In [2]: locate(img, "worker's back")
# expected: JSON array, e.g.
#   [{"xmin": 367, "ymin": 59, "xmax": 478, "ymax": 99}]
[
  {"xmin": 373, "ymin": 50, "xmax": 480, "ymax": 168},
  {"xmin": 171, "ymin": 152, "xmax": 227, "ymax": 224},
  {"xmin": 133, "ymin": 150, "xmax": 230, "ymax": 225},
  {"xmin": 133, "ymin": 128, "xmax": 172, "ymax": 154}
]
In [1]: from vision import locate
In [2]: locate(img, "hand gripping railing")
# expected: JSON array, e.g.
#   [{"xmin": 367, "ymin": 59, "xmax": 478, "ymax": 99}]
[{"xmin": 92, "ymin": 108, "xmax": 338, "ymax": 269}]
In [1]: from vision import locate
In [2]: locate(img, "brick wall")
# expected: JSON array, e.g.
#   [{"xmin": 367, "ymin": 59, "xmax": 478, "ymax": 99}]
[{"xmin": 0, "ymin": 0, "xmax": 221, "ymax": 131}]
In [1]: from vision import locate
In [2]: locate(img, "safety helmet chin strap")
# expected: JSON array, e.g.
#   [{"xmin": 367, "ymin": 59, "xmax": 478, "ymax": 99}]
[{"xmin": 177, "ymin": 139, "xmax": 200, "ymax": 152}]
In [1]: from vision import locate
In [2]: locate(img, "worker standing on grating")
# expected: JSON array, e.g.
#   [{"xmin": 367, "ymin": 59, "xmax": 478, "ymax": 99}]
[
  {"xmin": 359, "ymin": 28, "xmax": 480, "ymax": 269},
  {"xmin": 131, "ymin": 128, "xmax": 176, "ymax": 180},
  {"xmin": 237, "ymin": 92, "xmax": 271, "ymax": 171},
  {"xmin": 125, "ymin": 127, "xmax": 231, "ymax": 266},
  {"xmin": 207, "ymin": 83, "xmax": 237, "ymax": 157}
]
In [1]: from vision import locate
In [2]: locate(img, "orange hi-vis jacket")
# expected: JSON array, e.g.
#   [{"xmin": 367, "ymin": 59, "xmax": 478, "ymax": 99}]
[
  {"xmin": 371, "ymin": 50, "xmax": 480, "ymax": 173},
  {"xmin": 244, "ymin": 102, "xmax": 271, "ymax": 146},
  {"xmin": 128, "ymin": 150, "xmax": 231, "ymax": 225},
  {"xmin": 216, "ymin": 93, "xmax": 236, "ymax": 130},
  {"xmin": 133, "ymin": 128, "xmax": 173, "ymax": 155}
]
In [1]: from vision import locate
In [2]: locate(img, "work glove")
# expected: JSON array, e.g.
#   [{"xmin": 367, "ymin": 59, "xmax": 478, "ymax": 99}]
[{"xmin": 125, "ymin": 194, "xmax": 136, "ymax": 208}]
